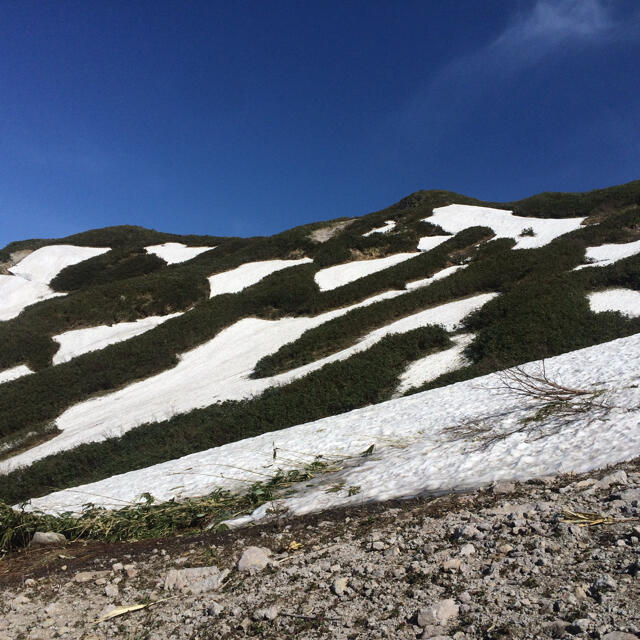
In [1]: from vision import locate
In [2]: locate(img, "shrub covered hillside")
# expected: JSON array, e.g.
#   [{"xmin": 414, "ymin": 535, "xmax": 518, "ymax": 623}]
[{"xmin": 0, "ymin": 180, "xmax": 639, "ymax": 504}]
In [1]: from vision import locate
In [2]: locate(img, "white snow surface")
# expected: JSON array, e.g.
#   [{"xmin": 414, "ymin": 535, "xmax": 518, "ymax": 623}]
[
  {"xmin": 1, "ymin": 245, "xmax": 109, "ymax": 320},
  {"xmin": 314, "ymin": 253, "xmax": 418, "ymax": 291},
  {"xmin": 208, "ymin": 259, "xmax": 313, "ymax": 297},
  {"xmin": 52, "ymin": 313, "xmax": 183, "ymax": 365},
  {"xmin": 0, "ymin": 292, "xmax": 495, "ymax": 473},
  {"xmin": 588, "ymin": 288, "xmax": 640, "ymax": 318},
  {"xmin": 396, "ymin": 333, "xmax": 474, "ymax": 394},
  {"xmin": 0, "ymin": 275, "xmax": 64, "ymax": 321},
  {"xmin": 26, "ymin": 333, "xmax": 640, "ymax": 517},
  {"xmin": 428, "ymin": 205, "xmax": 584, "ymax": 249},
  {"xmin": 0, "ymin": 365, "xmax": 33, "ymax": 385},
  {"xmin": 9, "ymin": 245, "xmax": 110, "ymax": 284},
  {"xmin": 575, "ymin": 239, "xmax": 640, "ymax": 270},
  {"xmin": 405, "ymin": 265, "xmax": 466, "ymax": 291},
  {"xmin": 363, "ymin": 220, "xmax": 396, "ymax": 236},
  {"xmin": 417, "ymin": 235, "xmax": 450, "ymax": 252},
  {"xmin": 145, "ymin": 243, "xmax": 214, "ymax": 265}
]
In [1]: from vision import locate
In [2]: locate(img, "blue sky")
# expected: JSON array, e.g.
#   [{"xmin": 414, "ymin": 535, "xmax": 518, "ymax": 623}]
[{"xmin": 1, "ymin": 0, "xmax": 639, "ymax": 246}]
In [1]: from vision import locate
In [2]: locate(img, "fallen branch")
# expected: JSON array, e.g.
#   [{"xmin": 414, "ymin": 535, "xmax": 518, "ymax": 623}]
[{"xmin": 561, "ymin": 509, "xmax": 638, "ymax": 527}]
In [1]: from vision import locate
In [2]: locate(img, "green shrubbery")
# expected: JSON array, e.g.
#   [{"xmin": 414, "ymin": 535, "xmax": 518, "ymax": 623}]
[{"xmin": 50, "ymin": 247, "xmax": 167, "ymax": 291}]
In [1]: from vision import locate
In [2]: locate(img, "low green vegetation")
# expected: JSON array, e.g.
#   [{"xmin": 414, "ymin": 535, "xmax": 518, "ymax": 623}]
[{"xmin": 0, "ymin": 460, "xmax": 331, "ymax": 553}]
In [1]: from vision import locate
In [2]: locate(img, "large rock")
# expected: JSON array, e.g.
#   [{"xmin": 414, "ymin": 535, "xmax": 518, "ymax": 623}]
[
  {"xmin": 164, "ymin": 566, "xmax": 230, "ymax": 594},
  {"xmin": 31, "ymin": 531, "xmax": 67, "ymax": 547},
  {"xmin": 237, "ymin": 546, "xmax": 271, "ymax": 574}
]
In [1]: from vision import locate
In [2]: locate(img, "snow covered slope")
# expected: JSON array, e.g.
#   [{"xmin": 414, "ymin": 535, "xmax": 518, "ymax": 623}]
[
  {"xmin": 588, "ymin": 288, "xmax": 640, "ymax": 318},
  {"xmin": 0, "ymin": 365, "xmax": 33, "ymax": 385},
  {"xmin": 208, "ymin": 259, "xmax": 313, "ymax": 297},
  {"xmin": 26, "ymin": 332, "xmax": 640, "ymax": 517},
  {"xmin": 429, "ymin": 205, "xmax": 584, "ymax": 249},
  {"xmin": 314, "ymin": 253, "xmax": 418, "ymax": 291},
  {"xmin": 0, "ymin": 245, "xmax": 109, "ymax": 320},
  {"xmin": 0, "ymin": 292, "xmax": 495, "ymax": 473},
  {"xmin": 52, "ymin": 313, "xmax": 183, "ymax": 364},
  {"xmin": 575, "ymin": 239, "xmax": 640, "ymax": 270},
  {"xmin": 363, "ymin": 220, "xmax": 396, "ymax": 236},
  {"xmin": 9, "ymin": 245, "xmax": 109, "ymax": 283},
  {"xmin": 0, "ymin": 275, "xmax": 64, "ymax": 321},
  {"xmin": 145, "ymin": 242, "xmax": 214, "ymax": 264}
]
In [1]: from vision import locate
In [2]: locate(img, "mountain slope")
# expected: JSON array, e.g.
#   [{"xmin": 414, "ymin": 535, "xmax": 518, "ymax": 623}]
[{"xmin": 0, "ymin": 181, "xmax": 639, "ymax": 527}]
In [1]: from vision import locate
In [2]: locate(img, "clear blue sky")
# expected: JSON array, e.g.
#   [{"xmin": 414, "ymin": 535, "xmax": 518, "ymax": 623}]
[{"xmin": 1, "ymin": 1, "xmax": 639, "ymax": 246}]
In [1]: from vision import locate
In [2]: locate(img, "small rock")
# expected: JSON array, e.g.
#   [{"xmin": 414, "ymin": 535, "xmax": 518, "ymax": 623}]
[
  {"xmin": 492, "ymin": 481, "xmax": 515, "ymax": 495},
  {"xmin": 567, "ymin": 618, "xmax": 590, "ymax": 634},
  {"xmin": 592, "ymin": 575, "xmax": 617, "ymax": 593},
  {"xmin": 442, "ymin": 558, "xmax": 462, "ymax": 572},
  {"xmin": 602, "ymin": 634, "xmax": 639, "ymax": 640},
  {"xmin": 104, "ymin": 583, "xmax": 119, "ymax": 598},
  {"xmin": 253, "ymin": 605, "xmax": 279, "ymax": 621},
  {"xmin": 112, "ymin": 562, "xmax": 124, "ymax": 572},
  {"xmin": 598, "ymin": 470, "xmax": 628, "ymax": 489},
  {"xmin": 205, "ymin": 602, "xmax": 224, "ymax": 617},
  {"xmin": 332, "ymin": 576, "xmax": 349, "ymax": 596},
  {"xmin": 31, "ymin": 531, "xmax": 67, "ymax": 547},
  {"xmin": 417, "ymin": 599, "xmax": 459, "ymax": 627},
  {"xmin": 544, "ymin": 620, "xmax": 569, "ymax": 638},
  {"xmin": 238, "ymin": 546, "xmax": 271, "ymax": 574},
  {"xmin": 74, "ymin": 570, "xmax": 110, "ymax": 583},
  {"xmin": 459, "ymin": 543, "xmax": 475, "ymax": 556},
  {"xmin": 164, "ymin": 566, "xmax": 230, "ymax": 594}
]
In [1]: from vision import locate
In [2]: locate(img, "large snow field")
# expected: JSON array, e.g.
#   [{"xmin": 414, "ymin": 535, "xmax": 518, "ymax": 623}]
[
  {"xmin": 1, "ymin": 245, "xmax": 110, "ymax": 320},
  {"xmin": 314, "ymin": 253, "xmax": 418, "ymax": 291},
  {"xmin": 362, "ymin": 220, "xmax": 396, "ymax": 236},
  {"xmin": 25, "ymin": 332, "xmax": 640, "ymax": 517},
  {"xmin": 8, "ymin": 245, "xmax": 110, "ymax": 284},
  {"xmin": 52, "ymin": 313, "xmax": 184, "ymax": 365},
  {"xmin": 396, "ymin": 333, "xmax": 474, "ymax": 394},
  {"xmin": 0, "ymin": 292, "xmax": 495, "ymax": 473},
  {"xmin": 145, "ymin": 242, "xmax": 214, "ymax": 265},
  {"xmin": 208, "ymin": 259, "xmax": 313, "ymax": 297},
  {"xmin": 574, "ymin": 238, "xmax": 640, "ymax": 270},
  {"xmin": 588, "ymin": 288, "xmax": 640, "ymax": 318},
  {"xmin": 428, "ymin": 205, "xmax": 584, "ymax": 249},
  {"xmin": 405, "ymin": 265, "xmax": 466, "ymax": 290},
  {"xmin": 0, "ymin": 364, "xmax": 33, "ymax": 385},
  {"xmin": 0, "ymin": 275, "xmax": 65, "ymax": 321}
]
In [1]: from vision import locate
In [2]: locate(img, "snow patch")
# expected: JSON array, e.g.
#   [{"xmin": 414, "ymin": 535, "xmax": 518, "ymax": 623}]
[
  {"xmin": 1, "ymin": 245, "xmax": 109, "ymax": 320},
  {"xmin": 417, "ymin": 235, "xmax": 450, "ymax": 252},
  {"xmin": 25, "ymin": 333, "xmax": 640, "ymax": 516},
  {"xmin": 575, "ymin": 239, "xmax": 640, "ymax": 270},
  {"xmin": 428, "ymin": 205, "xmax": 584, "ymax": 250},
  {"xmin": 52, "ymin": 313, "xmax": 184, "ymax": 365},
  {"xmin": 405, "ymin": 265, "xmax": 466, "ymax": 291},
  {"xmin": 9, "ymin": 245, "xmax": 110, "ymax": 284},
  {"xmin": 588, "ymin": 288, "xmax": 640, "ymax": 318},
  {"xmin": 145, "ymin": 243, "xmax": 214, "ymax": 265},
  {"xmin": 0, "ymin": 365, "xmax": 33, "ymax": 385},
  {"xmin": 0, "ymin": 275, "xmax": 65, "ymax": 321},
  {"xmin": 396, "ymin": 333, "xmax": 474, "ymax": 394},
  {"xmin": 363, "ymin": 220, "xmax": 396, "ymax": 236},
  {"xmin": 208, "ymin": 259, "xmax": 313, "ymax": 297},
  {"xmin": 314, "ymin": 253, "xmax": 418, "ymax": 291}
]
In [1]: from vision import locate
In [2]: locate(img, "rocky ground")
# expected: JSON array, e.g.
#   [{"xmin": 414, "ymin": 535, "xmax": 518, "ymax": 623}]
[{"xmin": 1, "ymin": 458, "xmax": 640, "ymax": 640}]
